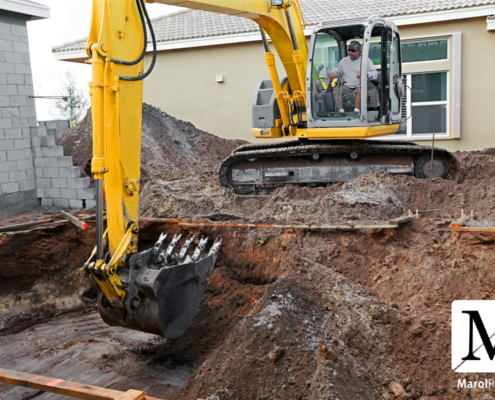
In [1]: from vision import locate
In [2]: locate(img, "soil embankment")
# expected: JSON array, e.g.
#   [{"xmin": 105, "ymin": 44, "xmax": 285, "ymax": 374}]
[{"xmin": 1, "ymin": 106, "xmax": 495, "ymax": 399}]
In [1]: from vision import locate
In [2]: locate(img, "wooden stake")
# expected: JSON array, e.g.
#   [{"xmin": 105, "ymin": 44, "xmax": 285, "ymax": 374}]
[
  {"xmin": 461, "ymin": 209, "xmax": 464, "ymax": 217},
  {"xmin": 416, "ymin": 209, "xmax": 419, "ymax": 218},
  {"xmin": 408, "ymin": 210, "xmax": 411, "ymax": 216},
  {"xmin": 471, "ymin": 210, "xmax": 474, "ymax": 219}
]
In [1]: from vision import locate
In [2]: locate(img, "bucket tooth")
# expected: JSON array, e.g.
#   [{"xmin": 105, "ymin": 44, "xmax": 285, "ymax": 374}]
[
  {"xmin": 208, "ymin": 237, "xmax": 223, "ymax": 256},
  {"xmin": 164, "ymin": 234, "xmax": 182, "ymax": 264},
  {"xmin": 191, "ymin": 236, "xmax": 208, "ymax": 262},
  {"xmin": 178, "ymin": 234, "xmax": 195, "ymax": 261}
]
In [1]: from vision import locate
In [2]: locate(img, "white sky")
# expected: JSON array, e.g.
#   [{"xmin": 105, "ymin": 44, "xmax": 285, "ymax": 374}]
[{"xmin": 26, "ymin": 0, "xmax": 178, "ymax": 121}]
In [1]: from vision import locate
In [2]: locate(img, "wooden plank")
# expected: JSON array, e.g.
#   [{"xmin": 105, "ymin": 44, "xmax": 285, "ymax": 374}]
[
  {"xmin": 388, "ymin": 215, "xmax": 418, "ymax": 226},
  {"xmin": 450, "ymin": 226, "xmax": 495, "ymax": 232},
  {"xmin": 0, "ymin": 219, "xmax": 54, "ymax": 233},
  {"xmin": 450, "ymin": 216, "xmax": 470, "ymax": 229},
  {"xmin": 61, "ymin": 210, "xmax": 87, "ymax": 230},
  {"xmin": 0, "ymin": 368, "xmax": 163, "ymax": 400},
  {"xmin": 139, "ymin": 218, "xmax": 399, "ymax": 230}
]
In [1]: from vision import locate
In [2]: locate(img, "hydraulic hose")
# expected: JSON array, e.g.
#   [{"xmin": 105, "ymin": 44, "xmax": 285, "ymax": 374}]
[
  {"xmin": 110, "ymin": 0, "xmax": 147, "ymax": 66},
  {"xmin": 119, "ymin": 0, "xmax": 157, "ymax": 81}
]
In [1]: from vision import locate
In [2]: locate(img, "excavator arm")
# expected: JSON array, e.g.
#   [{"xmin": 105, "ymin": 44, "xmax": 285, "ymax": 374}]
[{"xmin": 84, "ymin": 0, "xmax": 307, "ymax": 337}]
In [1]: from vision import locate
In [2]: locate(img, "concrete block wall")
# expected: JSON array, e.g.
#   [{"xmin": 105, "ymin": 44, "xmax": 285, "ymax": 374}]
[
  {"xmin": 34, "ymin": 120, "xmax": 95, "ymax": 210},
  {"xmin": 0, "ymin": 11, "xmax": 38, "ymax": 216}
]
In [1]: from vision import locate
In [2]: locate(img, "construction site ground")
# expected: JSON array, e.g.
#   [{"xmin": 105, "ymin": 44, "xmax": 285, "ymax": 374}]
[{"xmin": 2, "ymin": 105, "xmax": 495, "ymax": 400}]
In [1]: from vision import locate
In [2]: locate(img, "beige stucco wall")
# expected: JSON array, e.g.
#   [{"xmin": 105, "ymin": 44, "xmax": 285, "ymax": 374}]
[{"xmin": 143, "ymin": 16, "xmax": 495, "ymax": 151}]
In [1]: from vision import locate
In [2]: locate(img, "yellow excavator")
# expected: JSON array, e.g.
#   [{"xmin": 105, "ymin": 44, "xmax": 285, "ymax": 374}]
[{"xmin": 84, "ymin": 0, "xmax": 459, "ymax": 337}]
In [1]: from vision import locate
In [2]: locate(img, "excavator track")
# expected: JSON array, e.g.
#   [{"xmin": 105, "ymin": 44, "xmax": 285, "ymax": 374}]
[{"xmin": 219, "ymin": 139, "xmax": 460, "ymax": 195}]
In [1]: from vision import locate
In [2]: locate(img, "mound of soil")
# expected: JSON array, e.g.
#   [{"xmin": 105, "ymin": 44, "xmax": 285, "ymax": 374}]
[{"xmin": 57, "ymin": 104, "xmax": 245, "ymax": 184}]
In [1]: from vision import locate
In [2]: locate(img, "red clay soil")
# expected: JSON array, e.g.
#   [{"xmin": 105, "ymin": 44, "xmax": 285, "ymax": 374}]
[{"xmin": 2, "ymin": 106, "xmax": 495, "ymax": 399}]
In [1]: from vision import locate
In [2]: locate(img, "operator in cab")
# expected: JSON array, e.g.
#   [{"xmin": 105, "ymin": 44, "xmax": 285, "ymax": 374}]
[{"xmin": 328, "ymin": 41, "xmax": 378, "ymax": 116}]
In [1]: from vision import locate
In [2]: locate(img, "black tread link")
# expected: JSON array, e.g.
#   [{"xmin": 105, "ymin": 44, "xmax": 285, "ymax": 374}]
[{"xmin": 219, "ymin": 140, "xmax": 460, "ymax": 192}]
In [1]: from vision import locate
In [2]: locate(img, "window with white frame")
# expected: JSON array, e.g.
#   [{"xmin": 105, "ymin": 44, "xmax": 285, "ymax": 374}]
[{"xmin": 392, "ymin": 34, "xmax": 461, "ymax": 140}]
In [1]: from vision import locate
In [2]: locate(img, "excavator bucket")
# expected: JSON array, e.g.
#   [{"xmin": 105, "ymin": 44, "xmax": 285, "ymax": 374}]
[{"xmin": 97, "ymin": 234, "xmax": 222, "ymax": 338}]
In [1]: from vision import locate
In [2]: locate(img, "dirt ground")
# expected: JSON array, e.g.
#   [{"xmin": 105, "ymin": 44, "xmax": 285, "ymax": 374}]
[{"xmin": 1, "ymin": 108, "xmax": 495, "ymax": 399}]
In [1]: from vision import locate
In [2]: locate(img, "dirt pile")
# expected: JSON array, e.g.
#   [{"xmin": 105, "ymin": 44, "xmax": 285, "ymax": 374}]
[{"xmin": 58, "ymin": 104, "xmax": 245, "ymax": 184}]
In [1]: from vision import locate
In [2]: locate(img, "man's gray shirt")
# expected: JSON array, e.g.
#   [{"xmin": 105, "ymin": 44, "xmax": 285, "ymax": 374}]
[{"xmin": 331, "ymin": 56, "xmax": 378, "ymax": 88}]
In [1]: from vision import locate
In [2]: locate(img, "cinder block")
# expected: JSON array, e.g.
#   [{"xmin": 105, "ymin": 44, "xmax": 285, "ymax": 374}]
[
  {"xmin": 9, "ymin": 170, "xmax": 26, "ymax": 182},
  {"xmin": 36, "ymin": 188, "xmax": 45, "ymax": 198},
  {"xmin": 34, "ymin": 157, "xmax": 49, "ymax": 168},
  {"xmin": 20, "ymin": 106, "xmax": 36, "ymax": 117},
  {"xmin": 67, "ymin": 177, "xmax": 90, "ymax": 189},
  {"xmin": 0, "ymin": 139, "xmax": 13, "ymax": 150},
  {"xmin": 43, "ymin": 167, "xmax": 59, "ymax": 177},
  {"xmin": 16, "ymin": 158, "xmax": 33, "ymax": 170},
  {"xmin": 0, "ymin": 85, "xmax": 16, "ymax": 96},
  {"xmin": 85, "ymin": 200, "xmax": 96, "ymax": 209},
  {"xmin": 14, "ymin": 138, "xmax": 30, "ymax": 149},
  {"xmin": 11, "ymin": 25, "xmax": 28, "ymax": 38},
  {"xmin": 5, "ymin": 52, "xmax": 22, "ymax": 64},
  {"xmin": 26, "ymin": 168, "xmax": 34, "ymax": 180},
  {"xmin": 35, "ymin": 168, "xmax": 43, "ymax": 178},
  {"xmin": 0, "ymin": 62, "xmax": 14, "ymax": 74},
  {"xmin": 49, "ymin": 156, "xmax": 73, "ymax": 168},
  {"xmin": 0, "ymin": 129, "xmax": 3, "ymax": 139},
  {"xmin": 0, "ymin": 150, "xmax": 5, "ymax": 162},
  {"xmin": 69, "ymin": 199, "xmax": 84, "ymax": 210},
  {"xmin": 2, "ymin": 107, "xmax": 19, "ymax": 118},
  {"xmin": 0, "ymin": 22, "xmax": 11, "ymax": 35},
  {"xmin": 59, "ymin": 166, "xmax": 80, "ymax": 178},
  {"xmin": 41, "ymin": 136, "xmax": 55, "ymax": 147},
  {"xmin": 0, "ymin": 117, "xmax": 12, "ymax": 128},
  {"xmin": 35, "ymin": 177, "xmax": 50, "ymax": 188},
  {"xmin": 16, "ymin": 86, "xmax": 33, "ymax": 97},
  {"xmin": 0, "ymin": 95, "xmax": 8, "ymax": 107},
  {"xmin": 24, "ymin": 73, "xmax": 32, "ymax": 84},
  {"xmin": 0, "ymin": 160, "xmax": 17, "ymax": 172},
  {"xmin": 54, "ymin": 120, "xmax": 69, "ymax": 128},
  {"xmin": 5, "ymin": 128, "xmax": 22, "ymax": 139},
  {"xmin": 23, "ymin": 149, "xmax": 32, "ymax": 159},
  {"xmin": 22, "ymin": 128, "xmax": 30, "ymax": 138},
  {"xmin": 31, "ymin": 136, "xmax": 41, "ymax": 147},
  {"xmin": 2, "ymin": 181, "xmax": 19, "ymax": 194},
  {"xmin": 42, "ymin": 146, "xmax": 63, "ymax": 158},
  {"xmin": 7, "ymin": 149, "xmax": 24, "ymax": 161},
  {"xmin": 41, "ymin": 198, "xmax": 53, "ymax": 207},
  {"xmin": 19, "ymin": 179, "xmax": 35, "ymax": 191},
  {"xmin": 0, "ymin": 172, "xmax": 9, "ymax": 183},
  {"xmin": 34, "ymin": 147, "xmax": 42, "ymax": 157},
  {"xmin": 51, "ymin": 178, "xmax": 67, "ymax": 188},
  {"xmin": 77, "ymin": 188, "xmax": 95, "ymax": 200},
  {"xmin": 35, "ymin": 126, "xmax": 46, "ymax": 137},
  {"xmin": 61, "ymin": 188, "xmax": 77, "ymax": 199},
  {"xmin": 53, "ymin": 198, "xmax": 69, "ymax": 209},
  {"xmin": 12, "ymin": 42, "xmax": 28, "ymax": 54},
  {"xmin": 7, "ymin": 74, "xmax": 23, "ymax": 85},
  {"xmin": 45, "ymin": 188, "xmax": 60, "ymax": 198},
  {"xmin": 14, "ymin": 61, "xmax": 30, "ymax": 74},
  {"xmin": 46, "ymin": 128, "xmax": 56, "ymax": 136},
  {"xmin": 11, "ymin": 117, "xmax": 30, "ymax": 128},
  {"xmin": 0, "ymin": 39, "xmax": 12, "ymax": 52},
  {"xmin": 9, "ymin": 95, "xmax": 26, "ymax": 106},
  {"xmin": 0, "ymin": 74, "xmax": 5, "ymax": 85}
]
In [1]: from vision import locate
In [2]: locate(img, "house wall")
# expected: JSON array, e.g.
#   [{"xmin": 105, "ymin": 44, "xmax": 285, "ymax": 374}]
[{"xmin": 143, "ymin": 16, "xmax": 495, "ymax": 152}]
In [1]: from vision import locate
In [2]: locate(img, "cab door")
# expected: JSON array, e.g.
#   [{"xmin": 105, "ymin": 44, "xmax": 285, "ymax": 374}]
[{"xmin": 389, "ymin": 28, "xmax": 404, "ymax": 123}]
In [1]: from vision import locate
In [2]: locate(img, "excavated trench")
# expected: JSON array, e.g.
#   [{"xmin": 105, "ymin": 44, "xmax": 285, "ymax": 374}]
[
  {"xmin": 2, "ymin": 107, "xmax": 495, "ymax": 399},
  {"xmin": 2, "ymin": 218, "xmax": 495, "ymax": 400}
]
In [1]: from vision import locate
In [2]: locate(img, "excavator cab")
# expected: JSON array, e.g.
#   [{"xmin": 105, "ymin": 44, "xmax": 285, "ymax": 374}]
[{"xmin": 309, "ymin": 17, "xmax": 405, "ymax": 129}]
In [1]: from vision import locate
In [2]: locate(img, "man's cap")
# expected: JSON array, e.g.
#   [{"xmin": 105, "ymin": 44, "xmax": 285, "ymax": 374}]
[{"xmin": 348, "ymin": 41, "xmax": 362, "ymax": 51}]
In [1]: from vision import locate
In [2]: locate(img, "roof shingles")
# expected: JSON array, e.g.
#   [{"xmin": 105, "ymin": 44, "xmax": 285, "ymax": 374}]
[{"xmin": 53, "ymin": 0, "xmax": 495, "ymax": 53}]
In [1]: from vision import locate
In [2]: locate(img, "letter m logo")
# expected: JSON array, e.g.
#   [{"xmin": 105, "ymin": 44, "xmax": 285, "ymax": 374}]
[{"xmin": 452, "ymin": 301, "xmax": 495, "ymax": 372}]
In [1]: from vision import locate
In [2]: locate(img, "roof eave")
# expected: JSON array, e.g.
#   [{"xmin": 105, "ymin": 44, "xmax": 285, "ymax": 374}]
[
  {"xmin": 0, "ymin": 0, "xmax": 50, "ymax": 20},
  {"xmin": 53, "ymin": 4, "xmax": 495, "ymax": 62}
]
